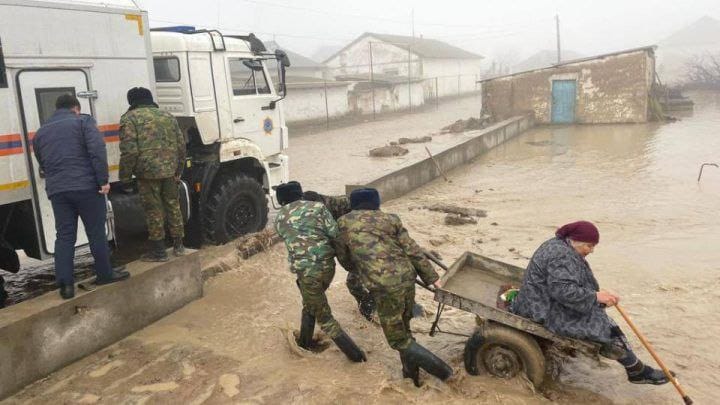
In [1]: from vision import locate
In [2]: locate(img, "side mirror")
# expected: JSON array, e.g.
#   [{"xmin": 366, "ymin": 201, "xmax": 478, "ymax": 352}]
[{"xmin": 275, "ymin": 49, "xmax": 291, "ymax": 67}]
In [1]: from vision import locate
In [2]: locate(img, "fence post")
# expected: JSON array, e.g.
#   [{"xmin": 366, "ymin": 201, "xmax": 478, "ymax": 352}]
[
  {"xmin": 324, "ymin": 79, "xmax": 330, "ymax": 130},
  {"xmin": 369, "ymin": 41, "xmax": 376, "ymax": 120},
  {"xmin": 435, "ymin": 77, "xmax": 439, "ymax": 110}
]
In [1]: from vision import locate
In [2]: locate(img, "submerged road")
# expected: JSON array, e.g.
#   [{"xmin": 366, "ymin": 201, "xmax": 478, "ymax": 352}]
[{"xmin": 5, "ymin": 92, "xmax": 719, "ymax": 403}]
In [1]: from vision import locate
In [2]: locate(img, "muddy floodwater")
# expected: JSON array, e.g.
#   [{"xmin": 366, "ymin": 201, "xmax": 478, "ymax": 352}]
[{"xmin": 6, "ymin": 92, "xmax": 720, "ymax": 404}]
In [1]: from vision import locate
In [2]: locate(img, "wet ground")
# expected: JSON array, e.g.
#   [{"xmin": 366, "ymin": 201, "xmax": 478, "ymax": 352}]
[{"xmin": 5, "ymin": 92, "xmax": 720, "ymax": 403}]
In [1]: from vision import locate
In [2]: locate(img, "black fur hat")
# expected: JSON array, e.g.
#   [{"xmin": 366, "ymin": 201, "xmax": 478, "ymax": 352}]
[
  {"xmin": 276, "ymin": 181, "xmax": 303, "ymax": 205},
  {"xmin": 126, "ymin": 87, "xmax": 154, "ymax": 107},
  {"xmin": 350, "ymin": 188, "xmax": 380, "ymax": 210}
]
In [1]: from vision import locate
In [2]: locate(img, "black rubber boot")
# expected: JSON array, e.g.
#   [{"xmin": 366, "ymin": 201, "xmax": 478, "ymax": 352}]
[
  {"xmin": 173, "ymin": 237, "xmax": 185, "ymax": 257},
  {"xmin": 626, "ymin": 361, "xmax": 672, "ymax": 385},
  {"xmin": 141, "ymin": 240, "xmax": 169, "ymax": 262},
  {"xmin": 59, "ymin": 284, "xmax": 75, "ymax": 299},
  {"xmin": 332, "ymin": 331, "xmax": 367, "ymax": 362},
  {"xmin": 400, "ymin": 341, "xmax": 453, "ymax": 386},
  {"xmin": 0, "ymin": 276, "xmax": 8, "ymax": 308},
  {"xmin": 400, "ymin": 351, "xmax": 421, "ymax": 387},
  {"xmin": 297, "ymin": 311, "xmax": 316, "ymax": 349}
]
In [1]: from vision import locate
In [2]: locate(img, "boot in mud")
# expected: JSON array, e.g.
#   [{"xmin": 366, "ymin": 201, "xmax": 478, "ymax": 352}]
[
  {"xmin": 626, "ymin": 361, "xmax": 672, "ymax": 385},
  {"xmin": 332, "ymin": 331, "xmax": 367, "ymax": 362},
  {"xmin": 141, "ymin": 240, "xmax": 169, "ymax": 262},
  {"xmin": 297, "ymin": 311, "xmax": 316, "ymax": 350},
  {"xmin": 400, "ymin": 341, "xmax": 453, "ymax": 386},
  {"xmin": 173, "ymin": 237, "xmax": 185, "ymax": 257},
  {"xmin": 400, "ymin": 351, "xmax": 421, "ymax": 387}
]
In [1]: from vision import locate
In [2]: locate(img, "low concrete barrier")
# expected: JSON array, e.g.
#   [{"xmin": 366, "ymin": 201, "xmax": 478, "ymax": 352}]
[
  {"xmin": 0, "ymin": 252, "xmax": 202, "ymax": 399},
  {"xmin": 346, "ymin": 114, "xmax": 534, "ymax": 201}
]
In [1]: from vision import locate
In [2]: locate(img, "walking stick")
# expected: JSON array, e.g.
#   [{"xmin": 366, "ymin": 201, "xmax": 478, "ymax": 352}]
[{"xmin": 615, "ymin": 305, "xmax": 693, "ymax": 405}]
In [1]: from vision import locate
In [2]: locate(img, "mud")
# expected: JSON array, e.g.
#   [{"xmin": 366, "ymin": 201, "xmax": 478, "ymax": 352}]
[
  {"xmin": 424, "ymin": 203, "xmax": 488, "ymax": 218},
  {"xmin": 441, "ymin": 117, "xmax": 489, "ymax": 134},
  {"xmin": 398, "ymin": 136, "xmax": 433, "ymax": 144},
  {"xmin": 6, "ymin": 92, "xmax": 719, "ymax": 404},
  {"xmin": 444, "ymin": 214, "xmax": 478, "ymax": 226},
  {"xmin": 369, "ymin": 145, "xmax": 409, "ymax": 157}
]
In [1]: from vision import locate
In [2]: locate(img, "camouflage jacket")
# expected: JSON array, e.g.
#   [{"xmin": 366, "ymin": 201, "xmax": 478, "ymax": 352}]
[
  {"xmin": 319, "ymin": 194, "xmax": 351, "ymax": 220},
  {"xmin": 274, "ymin": 200, "xmax": 339, "ymax": 273},
  {"xmin": 119, "ymin": 105, "xmax": 186, "ymax": 182},
  {"xmin": 335, "ymin": 210, "xmax": 439, "ymax": 293}
]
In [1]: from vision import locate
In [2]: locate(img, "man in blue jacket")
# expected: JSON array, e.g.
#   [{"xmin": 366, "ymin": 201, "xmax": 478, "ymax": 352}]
[{"xmin": 33, "ymin": 95, "xmax": 129, "ymax": 299}]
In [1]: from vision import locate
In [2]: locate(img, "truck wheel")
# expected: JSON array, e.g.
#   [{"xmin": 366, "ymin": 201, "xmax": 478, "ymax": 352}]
[
  {"xmin": 464, "ymin": 323, "xmax": 546, "ymax": 387},
  {"xmin": 203, "ymin": 174, "xmax": 268, "ymax": 244}
]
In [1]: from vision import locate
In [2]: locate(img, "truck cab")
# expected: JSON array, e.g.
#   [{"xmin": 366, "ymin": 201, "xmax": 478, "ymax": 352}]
[{"xmin": 147, "ymin": 27, "xmax": 290, "ymax": 245}]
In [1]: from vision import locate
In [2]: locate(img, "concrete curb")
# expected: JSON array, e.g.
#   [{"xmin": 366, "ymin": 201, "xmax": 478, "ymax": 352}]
[
  {"xmin": 0, "ymin": 251, "xmax": 203, "ymax": 399},
  {"xmin": 346, "ymin": 114, "xmax": 534, "ymax": 201}
]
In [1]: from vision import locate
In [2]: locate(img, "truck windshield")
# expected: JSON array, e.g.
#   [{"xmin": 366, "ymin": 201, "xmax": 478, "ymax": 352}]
[{"xmin": 229, "ymin": 58, "xmax": 270, "ymax": 96}]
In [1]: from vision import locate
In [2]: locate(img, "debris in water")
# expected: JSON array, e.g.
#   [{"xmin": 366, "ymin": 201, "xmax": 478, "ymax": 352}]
[
  {"xmin": 429, "ymin": 239, "xmax": 445, "ymax": 247},
  {"xmin": 444, "ymin": 214, "xmax": 478, "ymax": 226},
  {"xmin": 491, "ymin": 222, "xmax": 499, "ymax": 226},
  {"xmin": 441, "ymin": 117, "xmax": 488, "ymax": 133},
  {"xmin": 236, "ymin": 229, "xmax": 281, "ymax": 259},
  {"xmin": 369, "ymin": 145, "xmax": 409, "ymax": 157},
  {"xmin": 424, "ymin": 203, "xmax": 487, "ymax": 218},
  {"xmin": 398, "ymin": 136, "xmax": 432, "ymax": 144},
  {"xmin": 508, "ymin": 248, "xmax": 516, "ymax": 252}
]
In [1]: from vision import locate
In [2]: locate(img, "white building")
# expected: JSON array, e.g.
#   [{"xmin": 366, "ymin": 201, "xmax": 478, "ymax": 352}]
[{"xmin": 324, "ymin": 32, "xmax": 483, "ymax": 100}]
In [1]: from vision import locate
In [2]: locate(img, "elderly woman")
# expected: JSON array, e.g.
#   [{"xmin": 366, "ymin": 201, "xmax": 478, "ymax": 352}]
[{"xmin": 511, "ymin": 221, "xmax": 669, "ymax": 385}]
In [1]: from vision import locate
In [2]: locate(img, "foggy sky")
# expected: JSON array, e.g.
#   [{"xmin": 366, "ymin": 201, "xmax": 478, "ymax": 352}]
[{"xmin": 136, "ymin": 0, "xmax": 720, "ymax": 64}]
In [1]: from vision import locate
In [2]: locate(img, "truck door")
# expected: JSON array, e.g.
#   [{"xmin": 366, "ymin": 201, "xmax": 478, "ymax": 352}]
[
  {"xmin": 17, "ymin": 70, "xmax": 92, "ymax": 255},
  {"xmin": 227, "ymin": 57, "xmax": 282, "ymax": 156}
]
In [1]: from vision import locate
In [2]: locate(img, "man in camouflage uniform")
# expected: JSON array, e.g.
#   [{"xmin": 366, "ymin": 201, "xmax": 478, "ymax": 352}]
[
  {"xmin": 303, "ymin": 190, "xmax": 375, "ymax": 320},
  {"xmin": 119, "ymin": 87, "xmax": 186, "ymax": 262},
  {"xmin": 274, "ymin": 181, "xmax": 366, "ymax": 363},
  {"xmin": 335, "ymin": 188, "xmax": 452, "ymax": 386}
]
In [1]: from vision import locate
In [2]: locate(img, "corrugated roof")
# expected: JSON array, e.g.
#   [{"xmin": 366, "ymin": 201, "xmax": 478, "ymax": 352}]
[
  {"xmin": 480, "ymin": 45, "xmax": 657, "ymax": 83},
  {"xmin": 324, "ymin": 32, "xmax": 483, "ymax": 63}
]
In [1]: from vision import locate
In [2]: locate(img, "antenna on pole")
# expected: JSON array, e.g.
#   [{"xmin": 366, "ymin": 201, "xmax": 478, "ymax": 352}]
[{"xmin": 555, "ymin": 14, "xmax": 561, "ymax": 64}]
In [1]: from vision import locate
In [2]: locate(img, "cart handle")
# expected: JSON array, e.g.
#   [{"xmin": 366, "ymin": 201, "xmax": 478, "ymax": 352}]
[{"xmin": 423, "ymin": 250, "xmax": 449, "ymax": 271}]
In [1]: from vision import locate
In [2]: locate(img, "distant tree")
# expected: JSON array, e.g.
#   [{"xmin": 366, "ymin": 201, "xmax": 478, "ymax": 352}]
[{"xmin": 685, "ymin": 54, "xmax": 720, "ymax": 88}]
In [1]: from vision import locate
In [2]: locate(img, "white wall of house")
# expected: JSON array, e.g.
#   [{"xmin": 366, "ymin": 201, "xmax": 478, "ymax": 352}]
[
  {"xmin": 283, "ymin": 84, "xmax": 349, "ymax": 123},
  {"xmin": 325, "ymin": 35, "xmax": 423, "ymax": 78},
  {"xmin": 349, "ymin": 81, "xmax": 424, "ymax": 114},
  {"xmin": 421, "ymin": 58, "xmax": 483, "ymax": 97}
]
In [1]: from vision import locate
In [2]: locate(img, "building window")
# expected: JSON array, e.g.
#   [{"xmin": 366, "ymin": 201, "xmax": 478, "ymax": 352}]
[
  {"xmin": 0, "ymin": 37, "xmax": 7, "ymax": 88},
  {"xmin": 153, "ymin": 57, "xmax": 181, "ymax": 82},
  {"xmin": 35, "ymin": 87, "xmax": 76, "ymax": 125},
  {"xmin": 229, "ymin": 58, "xmax": 270, "ymax": 96}
]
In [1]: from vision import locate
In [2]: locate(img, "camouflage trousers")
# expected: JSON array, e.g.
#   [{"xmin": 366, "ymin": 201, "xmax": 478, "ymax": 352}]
[
  {"xmin": 296, "ymin": 265, "xmax": 342, "ymax": 339},
  {"xmin": 346, "ymin": 272, "xmax": 372, "ymax": 306},
  {"xmin": 375, "ymin": 285, "xmax": 415, "ymax": 350},
  {"xmin": 137, "ymin": 178, "xmax": 184, "ymax": 241}
]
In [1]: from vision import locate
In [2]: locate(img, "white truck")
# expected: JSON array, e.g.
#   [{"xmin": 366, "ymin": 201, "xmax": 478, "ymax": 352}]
[{"xmin": 0, "ymin": 0, "xmax": 290, "ymax": 274}]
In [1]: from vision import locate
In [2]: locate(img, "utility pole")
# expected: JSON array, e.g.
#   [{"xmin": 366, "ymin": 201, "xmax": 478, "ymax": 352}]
[
  {"xmin": 369, "ymin": 41, "xmax": 376, "ymax": 120},
  {"xmin": 555, "ymin": 14, "xmax": 561, "ymax": 64},
  {"xmin": 408, "ymin": 8, "xmax": 414, "ymax": 113}
]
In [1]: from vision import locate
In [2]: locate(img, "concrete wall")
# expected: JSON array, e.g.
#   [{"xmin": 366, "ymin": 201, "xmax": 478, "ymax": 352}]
[
  {"xmin": 346, "ymin": 114, "xmax": 534, "ymax": 201},
  {"xmin": 482, "ymin": 50, "xmax": 654, "ymax": 123},
  {"xmin": 283, "ymin": 84, "xmax": 350, "ymax": 123},
  {"xmin": 0, "ymin": 252, "xmax": 203, "ymax": 399},
  {"xmin": 349, "ymin": 81, "xmax": 424, "ymax": 114}
]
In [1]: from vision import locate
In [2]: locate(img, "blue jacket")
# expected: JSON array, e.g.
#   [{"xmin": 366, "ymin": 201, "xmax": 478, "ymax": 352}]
[{"xmin": 33, "ymin": 109, "xmax": 109, "ymax": 198}]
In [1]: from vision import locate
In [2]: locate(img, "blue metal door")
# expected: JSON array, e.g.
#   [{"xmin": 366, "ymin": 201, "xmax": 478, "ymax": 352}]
[{"xmin": 551, "ymin": 80, "xmax": 577, "ymax": 123}]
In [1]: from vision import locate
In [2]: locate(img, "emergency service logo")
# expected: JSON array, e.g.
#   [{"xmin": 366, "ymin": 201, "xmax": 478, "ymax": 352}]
[{"xmin": 263, "ymin": 117, "xmax": 273, "ymax": 135}]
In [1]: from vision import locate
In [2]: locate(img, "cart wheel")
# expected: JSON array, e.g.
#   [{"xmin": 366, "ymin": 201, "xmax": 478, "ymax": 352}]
[{"xmin": 464, "ymin": 323, "xmax": 546, "ymax": 387}]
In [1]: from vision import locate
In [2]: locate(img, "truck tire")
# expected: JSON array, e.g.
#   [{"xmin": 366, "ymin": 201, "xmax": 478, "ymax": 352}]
[
  {"xmin": 203, "ymin": 174, "xmax": 268, "ymax": 244},
  {"xmin": 464, "ymin": 323, "xmax": 546, "ymax": 387}
]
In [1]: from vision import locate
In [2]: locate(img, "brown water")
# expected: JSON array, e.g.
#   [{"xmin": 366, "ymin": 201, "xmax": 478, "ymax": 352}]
[
  {"xmin": 387, "ymin": 91, "xmax": 720, "ymax": 403},
  {"xmin": 6, "ymin": 93, "xmax": 720, "ymax": 404}
]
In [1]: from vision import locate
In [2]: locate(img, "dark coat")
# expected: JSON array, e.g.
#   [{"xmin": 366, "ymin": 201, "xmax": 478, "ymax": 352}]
[
  {"xmin": 33, "ymin": 109, "xmax": 109, "ymax": 198},
  {"xmin": 511, "ymin": 237, "xmax": 614, "ymax": 343}
]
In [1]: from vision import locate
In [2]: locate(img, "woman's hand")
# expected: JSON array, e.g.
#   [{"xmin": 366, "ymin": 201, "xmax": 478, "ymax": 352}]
[{"xmin": 596, "ymin": 290, "xmax": 620, "ymax": 306}]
